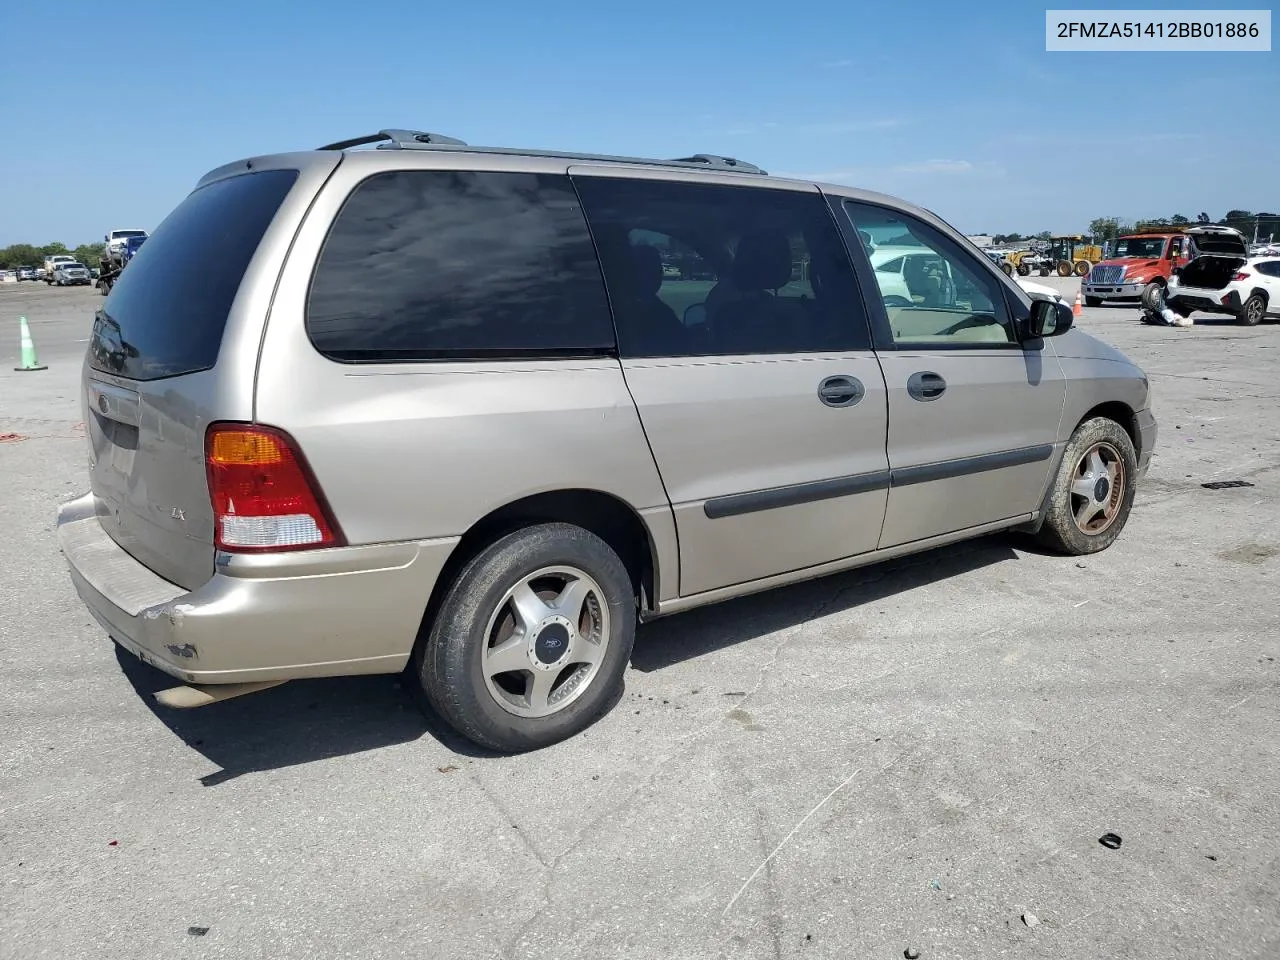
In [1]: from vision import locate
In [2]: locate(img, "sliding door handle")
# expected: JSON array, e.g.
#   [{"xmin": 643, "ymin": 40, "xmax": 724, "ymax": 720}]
[{"xmin": 906, "ymin": 371, "xmax": 947, "ymax": 401}]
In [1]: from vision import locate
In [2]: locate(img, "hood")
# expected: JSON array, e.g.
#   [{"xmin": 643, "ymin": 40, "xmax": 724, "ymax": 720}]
[
  {"xmin": 1015, "ymin": 277, "xmax": 1062, "ymax": 301},
  {"xmin": 1053, "ymin": 328, "xmax": 1139, "ymax": 365},
  {"xmin": 1097, "ymin": 257, "xmax": 1161, "ymax": 270}
]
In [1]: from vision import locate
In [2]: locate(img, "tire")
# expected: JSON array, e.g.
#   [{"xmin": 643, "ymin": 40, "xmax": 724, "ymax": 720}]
[
  {"xmin": 1055, "ymin": 261, "xmax": 1072, "ymax": 277},
  {"xmin": 1140, "ymin": 281, "xmax": 1166, "ymax": 313},
  {"xmin": 412, "ymin": 522, "xmax": 636, "ymax": 753},
  {"xmin": 1085, "ymin": 296, "xmax": 1102, "ymax": 308},
  {"xmin": 1074, "ymin": 260, "xmax": 1090, "ymax": 277},
  {"xmin": 1036, "ymin": 417, "xmax": 1138, "ymax": 556},
  {"xmin": 1001, "ymin": 262, "xmax": 1014, "ymax": 276},
  {"xmin": 1016, "ymin": 263, "xmax": 1031, "ymax": 277},
  {"xmin": 1239, "ymin": 293, "xmax": 1267, "ymax": 326}
]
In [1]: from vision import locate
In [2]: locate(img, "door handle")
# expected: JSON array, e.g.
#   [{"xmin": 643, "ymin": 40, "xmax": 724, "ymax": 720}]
[
  {"xmin": 906, "ymin": 371, "xmax": 947, "ymax": 401},
  {"xmin": 817, "ymin": 375, "xmax": 865, "ymax": 407}
]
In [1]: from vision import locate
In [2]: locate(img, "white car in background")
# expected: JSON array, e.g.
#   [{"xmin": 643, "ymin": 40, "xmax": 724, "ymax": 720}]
[
  {"xmin": 1162, "ymin": 255, "xmax": 1280, "ymax": 326},
  {"xmin": 872, "ymin": 245, "xmax": 1064, "ymax": 305}
]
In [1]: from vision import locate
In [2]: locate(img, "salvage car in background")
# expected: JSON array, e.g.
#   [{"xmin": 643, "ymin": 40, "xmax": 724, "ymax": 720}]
[
  {"xmin": 52, "ymin": 261, "xmax": 92, "ymax": 286},
  {"xmin": 1155, "ymin": 254, "xmax": 1280, "ymax": 326}
]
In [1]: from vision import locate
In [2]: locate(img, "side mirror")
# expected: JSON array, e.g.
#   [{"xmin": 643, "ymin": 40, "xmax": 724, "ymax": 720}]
[
  {"xmin": 1024, "ymin": 298, "xmax": 1073, "ymax": 339},
  {"xmin": 683, "ymin": 303, "xmax": 707, "ymax": 327}
]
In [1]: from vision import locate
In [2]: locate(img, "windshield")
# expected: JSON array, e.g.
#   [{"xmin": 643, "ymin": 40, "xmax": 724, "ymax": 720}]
[{"xmin": 1111, "ymin": 237, "xmax": 1167, "ymax": 259}]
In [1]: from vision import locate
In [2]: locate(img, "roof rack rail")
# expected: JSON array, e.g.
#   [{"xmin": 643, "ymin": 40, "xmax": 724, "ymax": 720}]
[
  {"xmin": 317, "ymin": 129, "xmax": 468, "ymax": 151},
  {"xmin": 669, "ymin": 154, "xmax": 767, "ymax": 175},
  {"xmin": 314, "ymin": 130, "xmax": 768, "ymax": 177}
]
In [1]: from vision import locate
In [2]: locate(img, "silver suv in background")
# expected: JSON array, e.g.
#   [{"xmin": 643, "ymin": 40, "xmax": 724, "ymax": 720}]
[{"xmin": 57, "ymin": 129, "xmax": 1156, "ymax": 753}]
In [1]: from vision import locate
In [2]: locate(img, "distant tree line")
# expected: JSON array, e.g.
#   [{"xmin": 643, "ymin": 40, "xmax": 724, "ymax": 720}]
[
  {"xmin": 986, "ymin": 211, "xmax": 1279, "ymax": 246},
  {"xmin": 1086, "ymin": 210, "xmax": 1278, "ymax": 243},
  {"xmin": 0, "ymin": 241, "xmax": 106, "ymax": 269}
]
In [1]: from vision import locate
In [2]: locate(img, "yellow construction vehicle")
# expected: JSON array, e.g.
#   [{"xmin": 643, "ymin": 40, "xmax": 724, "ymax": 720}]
[
  {"xmin": 998, "ymin": 250, "xmax": 1046, "ymax": 277},
  {"xmin": 1045, "ymin": 235, "xmax": 1104, "ymax": 277}
]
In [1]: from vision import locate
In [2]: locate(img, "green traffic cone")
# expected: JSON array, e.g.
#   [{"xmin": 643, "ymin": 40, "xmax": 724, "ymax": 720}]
[{"xmin": 15, "ymin": 316, "xmax": 47, "ymax": 372}]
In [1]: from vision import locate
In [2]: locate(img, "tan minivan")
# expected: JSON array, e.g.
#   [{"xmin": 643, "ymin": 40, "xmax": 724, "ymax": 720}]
[{"xmin": 57, "ymin": 129, "xmax": 1156, "ymax": 752}]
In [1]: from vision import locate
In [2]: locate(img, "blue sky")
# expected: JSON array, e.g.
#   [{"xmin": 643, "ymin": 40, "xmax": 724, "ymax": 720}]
[{"xmin": 1, "ymin": 0, "xmax": 1274, "ymax": 245}]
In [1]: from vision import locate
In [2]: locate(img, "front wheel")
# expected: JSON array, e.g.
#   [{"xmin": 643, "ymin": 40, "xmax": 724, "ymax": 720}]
[
  {"xmin": 1016, "ymin": 263, "xmax": 1031, "ymax": 277},
  {"xmin": 1036, "ymin": 417, "xmax": 1138, "ymax": 555},
  {"xmin": 1239, "ymin": 293, "xmax": 1267, "ymax": 326},
  {"xmin": 412, "ymin": 522, "xmax": 636, "ymax": 753}
]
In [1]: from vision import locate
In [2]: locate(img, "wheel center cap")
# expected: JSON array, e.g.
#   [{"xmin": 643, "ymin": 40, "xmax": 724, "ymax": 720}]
[
  {"xmin": 532, "ymin": 619, "xmax": 572, "ymax": 666},
  {"xmin": 1094, "ymin": 476, "xmax": 1110, "ymax": 501}
]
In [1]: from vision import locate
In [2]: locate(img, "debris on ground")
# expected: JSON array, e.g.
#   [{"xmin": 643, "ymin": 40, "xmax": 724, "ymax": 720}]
[
  {"xmin": 1099, "ymin": 832, "xmax": 1123, "ymax": 849},
  {"xmin": 1202, "ymin": 480, "xmax": 1255, "ymax": 490},
  {"xmin": 904, "ymin": 948, "xmax": 921, "ymax": 959},
  {"xmin": 437, "ymin": 765, "xmax": 458, "ymax": 774},
  {"xmin": 0, "ymin": 433, "xmax": 25, "ymax": 443},
  {"xmin": 107, "ymin": 840, "xmax": 118, "ymax": 847},
  {"xmin": 1022, "ymin": 912, "xmax": 1040, "ymax": 928},
  {"xmin": 187, "ymin": 927, "xmax": 209, "ymax": 937},
  {"xmin": 929, "ymin": 878, "xmax": 942, "ymax": 890}
]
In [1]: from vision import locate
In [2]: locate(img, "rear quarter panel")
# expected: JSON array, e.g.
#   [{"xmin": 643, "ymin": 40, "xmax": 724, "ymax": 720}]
[{"xmin": 252, "ymin": 151, "xmax": 678, "ymax": 596}]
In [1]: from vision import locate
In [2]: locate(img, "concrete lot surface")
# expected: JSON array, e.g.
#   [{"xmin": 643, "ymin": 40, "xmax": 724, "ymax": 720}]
[{"xmin": 1, "ymin": 279, "xmax": 1277, "ymax": 960}]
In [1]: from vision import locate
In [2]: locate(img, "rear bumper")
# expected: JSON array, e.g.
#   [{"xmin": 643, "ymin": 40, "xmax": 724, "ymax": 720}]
[
  {"xmin": 1135, "ymin": 407, "xmax": 1157, "ymax": 479},
  {"xmin": 1168, "ymin": 288, "xmax": 1241, "ymax": 315},
  {"xmin": 56, "ymin": 493, "xmax": 459, "ymax": 685}
]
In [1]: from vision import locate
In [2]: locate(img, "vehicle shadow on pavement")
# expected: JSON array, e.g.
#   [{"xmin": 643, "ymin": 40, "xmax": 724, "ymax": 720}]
[
  {"xmin": 632, "ymin": 533, "xmax": 1026, "ymax": 672},
  {"xmin": 113, "ymin": 648, "xmax": 498, "ymax": 785},
  {"xmin": 111, "ymin": 534, "xmax": 1031, "ymax": 781}
]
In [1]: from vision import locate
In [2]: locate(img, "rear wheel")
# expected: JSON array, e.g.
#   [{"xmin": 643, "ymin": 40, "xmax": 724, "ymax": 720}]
[
  {"xmin": 1037, "ymin": 417, "xmax": 1137, "ymax": 556},
  {"xmin": 1073, "ymin": 260, "xmax": 1090, "ymax": 277},
  {"xmin": 1240, "ymin": 293, "xmax": 1267, "ymax": 326},
  {"xmin": 412, "ymin": 522, "xmax": 636, "ymax": 753},
  {"xmin": 1056, "ymin": 261, "xmax": 1073, "ymax": 277},
  {"xmin": 1016, "ymin": 263, "xmax": 1031, "ymax": 277}
]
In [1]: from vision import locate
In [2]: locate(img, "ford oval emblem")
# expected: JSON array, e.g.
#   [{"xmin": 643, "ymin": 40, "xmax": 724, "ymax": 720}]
[
  {"xmin": 97, "ymin": 394, "xmax": 109, "ymax": 414},
  {"xmin": 544, "ymin": 637, "xmax": 563, "ymax": 648}
]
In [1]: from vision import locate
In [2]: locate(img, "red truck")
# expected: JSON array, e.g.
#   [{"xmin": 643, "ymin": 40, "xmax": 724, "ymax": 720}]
[{"xmin": 1081, "ymin": 225, "xmax": 1244, "ymax": 308}]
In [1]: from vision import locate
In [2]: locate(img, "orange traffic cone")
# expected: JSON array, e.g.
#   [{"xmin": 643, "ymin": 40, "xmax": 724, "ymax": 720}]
[{"xmin": 1073, "ymin": 291, "xmax": 1083, "ymax": 318}]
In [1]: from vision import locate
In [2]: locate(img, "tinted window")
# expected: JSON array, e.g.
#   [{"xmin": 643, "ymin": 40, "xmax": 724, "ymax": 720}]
[
  {"xmin": 573, "ymin": 176, "xmax": 870, "ymax": 357},
  {"xmin": 1254, "ymin": 259, "xmax": 1280, "ymax": 277},
  {"xmin": 306, "ymin": 171, "xmax": 613, "ymax": 361},
  {"xmin": 90, "ymin": 169, "xmax": 297, "ymax": 381},
  {"xmin": 844, "ymin": 200, "xmax": 1014, "ymax": 346}
]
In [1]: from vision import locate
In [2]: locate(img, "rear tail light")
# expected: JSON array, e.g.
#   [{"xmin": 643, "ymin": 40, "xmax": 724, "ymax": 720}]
[
  {"xmin": 205, "ymin": 423, "xmax": 344, "ymax": 553},
  {"xmin": 1233, "ymin": 272, "xmax": 1251, "ymax": 281}
]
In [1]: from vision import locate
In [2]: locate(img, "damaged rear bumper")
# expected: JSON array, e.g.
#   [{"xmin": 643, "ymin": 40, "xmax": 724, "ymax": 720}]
[{"xmin": 56, "ymin": 492, "xmax": 459, "ymax": 685}]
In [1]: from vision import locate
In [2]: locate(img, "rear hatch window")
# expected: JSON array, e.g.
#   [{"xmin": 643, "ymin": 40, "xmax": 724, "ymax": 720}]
[
  {"xmin": 1190, "ymin": 229, "xmax": 1249, "ymax": 256},
  {"xmin": 90, "ymin": 169, "xmax": 299, "ymax": 381}
]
